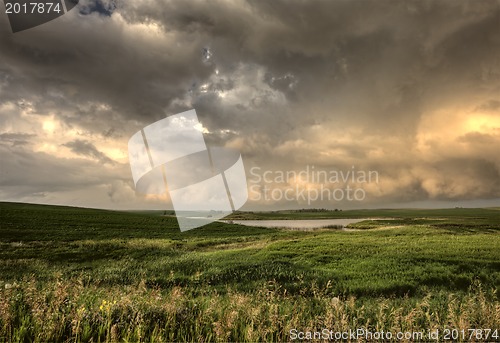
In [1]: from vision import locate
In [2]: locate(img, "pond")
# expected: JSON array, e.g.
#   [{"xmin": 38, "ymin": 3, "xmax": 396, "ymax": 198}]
[{"xmin": 223, "ymin": 218, "xmax": 370, "ymax": 230}]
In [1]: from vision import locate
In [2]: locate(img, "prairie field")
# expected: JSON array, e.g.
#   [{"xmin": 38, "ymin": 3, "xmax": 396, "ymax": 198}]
[{"xmin": 0, "ymin": 202, "xmax": 499, "ymax": 342}]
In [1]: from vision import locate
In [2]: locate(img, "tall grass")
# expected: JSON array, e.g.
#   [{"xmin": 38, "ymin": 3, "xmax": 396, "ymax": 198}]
[
  {"xmin": 1, "ymin": 277, "xmax": 498, "ymax": 342},
  {"xmin": 1, "ymin": 203, "xmax": 498, "ymax": 341}
]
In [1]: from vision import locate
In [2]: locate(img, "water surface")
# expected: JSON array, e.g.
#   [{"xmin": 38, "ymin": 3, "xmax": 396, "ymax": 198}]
[{"xmin": 224, "ymin": 219, "xmax": 368, "ymax": 229}]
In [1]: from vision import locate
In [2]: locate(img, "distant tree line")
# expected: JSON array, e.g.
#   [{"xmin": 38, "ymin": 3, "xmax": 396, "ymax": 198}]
[{"xmin": 293, "ymin": 208, "xmax": 342, "ymax": 212}]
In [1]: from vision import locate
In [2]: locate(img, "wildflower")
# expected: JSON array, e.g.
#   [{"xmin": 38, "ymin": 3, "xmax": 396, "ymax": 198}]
[
  {"xmin": 77, "ymin": 305, "xmax": 86, "ymax": 317},
  {"xmin": 99, "ymin": 299, "xmax": 116, "ymax": 312},
  {"xmin": 99, "ymin": 299, "xmax": 107, "ymax": 311}
]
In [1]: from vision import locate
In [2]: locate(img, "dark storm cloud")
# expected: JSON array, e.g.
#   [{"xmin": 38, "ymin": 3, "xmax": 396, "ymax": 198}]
[
  {"xmin": 0, "ymin": 132, "xmax": 36, "ymax": 146},
  {"xmin": 116, "ymin": 0, "xmax": 499, "ymax": 138},
  {"xmin": 0, "ymin": 144, "xmax": 127, "ymax": 198},
  {"xmin": 62, "ymin": 139, "xmax": 114, "ymax": 164},
  {"xmin": 0, "ymin": 0, "xmax": 499, "ymax": 207},
  {"xmin": 1, "ymin": 0, "xmax": 498, "ymax": 131},
  {"xmin": 0, "ymin": 3, "xmax": 216, "ymax": 132}
]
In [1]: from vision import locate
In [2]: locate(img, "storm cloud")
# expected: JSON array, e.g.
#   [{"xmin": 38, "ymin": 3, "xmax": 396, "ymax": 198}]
[{"xmin": 0, "ymin": 0, "xmax": 499, "ymax": 209}]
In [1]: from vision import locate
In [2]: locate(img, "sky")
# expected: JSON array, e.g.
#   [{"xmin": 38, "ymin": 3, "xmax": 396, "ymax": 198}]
[{"xmin": 0, "ymin": 0, "xmax": 499, "ymax": 211}]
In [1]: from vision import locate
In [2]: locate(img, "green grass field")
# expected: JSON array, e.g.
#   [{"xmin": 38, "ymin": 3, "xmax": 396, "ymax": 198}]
[{"xmin": 0, "ymin": 202, "xmax": 499, "ymax": 342}]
